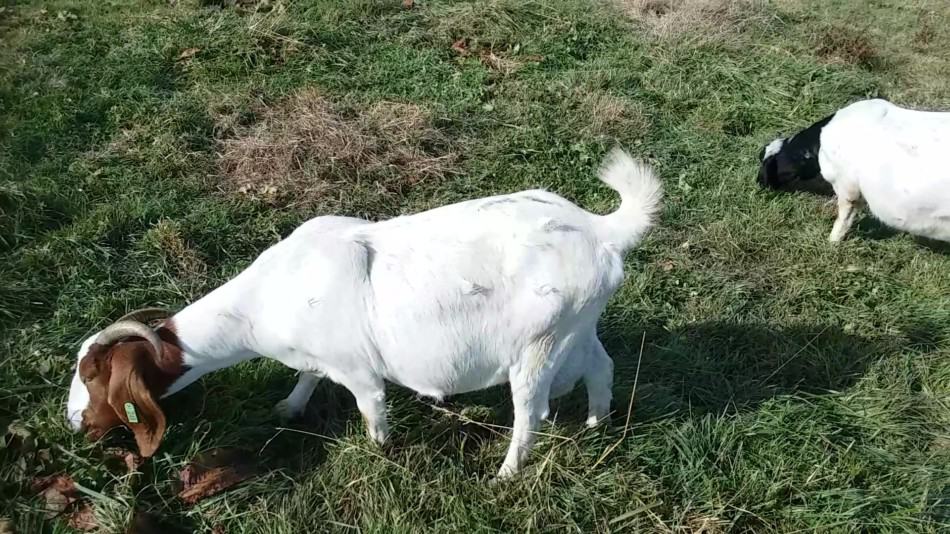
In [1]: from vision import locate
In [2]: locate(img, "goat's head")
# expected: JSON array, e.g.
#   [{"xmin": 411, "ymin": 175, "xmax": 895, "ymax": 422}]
[
  {"xmin": 757, "ymin": 113, "xmax": 836, "ymax": 190},
  {"xmin": 67, "ymin": 309, "xmax": 184, "ymax": 457}
]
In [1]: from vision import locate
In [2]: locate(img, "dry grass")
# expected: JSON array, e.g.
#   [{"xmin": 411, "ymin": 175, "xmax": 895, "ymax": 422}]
[
  {"xmin": 777, "ymin": 0, "xmax": 950, "ymax": 106},
  {"xmin": 812, "ymin": 24, "xmax": 880, "ymax": 69},
  {"xmin": 575, "ymin": 89, "xmax": 650, "ymax": 138},
  {"xmin": 617, "ymin": 0, "xmax": 769, "ymax": 42},
  {"xmin": 216, "ymin": 89, "xmax": 457, "ymax": 206}
]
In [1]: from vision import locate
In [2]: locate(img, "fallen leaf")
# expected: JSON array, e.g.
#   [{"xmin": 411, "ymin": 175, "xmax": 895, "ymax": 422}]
[
  {"xmin": 402, "ymin": 0, "xmax": 413, "ymax": 8},
  {"xmin": 32, "ymin": 474, "xmax": 79, "ymax": 518},
  {"xmin": 0, "ymin": 518, "xmax": 14, "ymax": 534},
  {"xmin": 67, "ymin": 503, "xmax": 97, "ymax": 532},
  {"xmin": 104, "ymin": 447, "xmax": 144, "ymax": 474},
  {"xmin": 177, "ymin": 48, "xmax": 200, "ymax": 61},
  {"xmin": 451, "ymin": 39, "xmax": 468, "ymax": 56},
  {"xmin": 659, "ymin": 259, "xmax": 675, "ymax": 272},
  {"xmin": 480, "ymin": 51, "xmax": 502, "ymax": 70},
  {"xmin": 521, "ymin": 54, "xmax": 544, "ymax": 62},
  {"xmin": 211, "ymin": 525, "xmax": 226, "ymax": 534},
  {"xmin": 177, "ymin": 448, "xmax": 258, "ymax": 505},
  {"xmin": 4, "ymin": 421, "xmax": 36, "ymax": 454}
]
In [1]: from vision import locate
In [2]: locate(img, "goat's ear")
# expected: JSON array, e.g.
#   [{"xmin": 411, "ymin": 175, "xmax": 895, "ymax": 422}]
[{"xmin": 106, "ymin": 347, "xmax": 166, "ymax": 457}]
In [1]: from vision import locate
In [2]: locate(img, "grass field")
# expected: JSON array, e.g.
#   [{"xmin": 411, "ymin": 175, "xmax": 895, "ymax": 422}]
[{"xmin": 2, "ymin": 0, "xmax": 950, "ymax": 531}]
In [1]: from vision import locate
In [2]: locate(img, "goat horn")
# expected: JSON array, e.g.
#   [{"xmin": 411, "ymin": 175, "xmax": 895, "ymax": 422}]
[
  {"xmin": 95, "ymin": 321, "xmax": 164, "ymax": 361},
  {"xmin": 117, "ymin": 308, "xmax": 172, "ymax": 325}
]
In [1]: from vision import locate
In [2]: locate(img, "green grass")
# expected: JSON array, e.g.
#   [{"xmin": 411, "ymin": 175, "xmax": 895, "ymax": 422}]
[{"xmin": 2, "ymin": 0, "xmax": 949, "ymax": 531}]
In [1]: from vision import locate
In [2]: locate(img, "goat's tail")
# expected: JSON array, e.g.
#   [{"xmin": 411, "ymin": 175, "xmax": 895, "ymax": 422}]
[{"xmin": 595, "ymin": 147, "xmax": 663, "ymax": 252}]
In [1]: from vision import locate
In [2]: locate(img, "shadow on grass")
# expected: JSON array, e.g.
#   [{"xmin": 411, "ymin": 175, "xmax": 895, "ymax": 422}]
[
  {"xmin": 601, "ymin": 320, "xmax": 897, "ymax": 423},
  {"xmin": 851, "ymin": 214, "xmax": 950, "ymax": 254}
]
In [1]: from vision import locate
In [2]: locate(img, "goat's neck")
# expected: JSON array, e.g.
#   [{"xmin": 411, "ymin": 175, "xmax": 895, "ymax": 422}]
[{"xmin": 158, "ymin": 286, "xmax": 258, "ymax": 397}]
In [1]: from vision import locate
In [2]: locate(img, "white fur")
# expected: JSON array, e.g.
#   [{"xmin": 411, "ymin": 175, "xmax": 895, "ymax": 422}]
[
  {"xmin": 763, "ymin": 138, "xmax": 784, "ymax": 159},
  {"xmin": 817, "ymin": 99, "xmax": 950, "ymax": 242},
  {"xmin": 66, "ymin": 148, "xmax": 662, "ymax": 478}
]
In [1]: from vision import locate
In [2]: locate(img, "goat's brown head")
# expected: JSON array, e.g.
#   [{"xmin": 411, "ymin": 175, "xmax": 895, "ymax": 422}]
[{"xmin": 68, "ymin": 309, "xmax": 183, "ymax": 457}]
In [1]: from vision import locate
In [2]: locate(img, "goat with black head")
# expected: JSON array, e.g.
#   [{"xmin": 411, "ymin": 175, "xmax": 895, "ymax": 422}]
[{"xmin": 758, "ymin": 98, "xmax": 950, "ymax": 243}]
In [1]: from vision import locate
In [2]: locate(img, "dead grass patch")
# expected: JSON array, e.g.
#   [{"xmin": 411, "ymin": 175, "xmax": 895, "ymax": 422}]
[
  {"xmin": 685, "ymin": 513, "xmax": 729, "ymax": 534},
  {"xmin": 617, "ymin": 0, "xmax": 770, "ymax": 42},
  {"xmin": 574, "ymin": 89, "xmax": 650, "ymax": 138},
  {"xmin": 216, "ymin": 89, "xmax": 458, "ymax": 206},
  {"xmin": 812, "ymin": 24, "xmax": 880, "ymax": 69},
  {"xmin": 450, "ymin": 38, "xmax": 544, "ymax": 77}
]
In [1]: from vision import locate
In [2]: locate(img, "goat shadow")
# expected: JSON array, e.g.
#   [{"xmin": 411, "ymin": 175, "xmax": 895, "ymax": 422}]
[
  {"xmin": 384, "ymin": 319, "xmax": 907, "ymax": 464},
  {"xmin": 586, "ymin": 320, "xmax": 899, "ymax": 423},
  {"xmin": 854, "ymin": 218, "xmax": 950, "ymax": 254}
]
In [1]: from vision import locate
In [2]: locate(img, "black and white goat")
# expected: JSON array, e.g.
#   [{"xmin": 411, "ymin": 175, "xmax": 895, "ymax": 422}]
[{"xmin": 758, "ymin": 98, "xmax": 950, "ymax": 243}]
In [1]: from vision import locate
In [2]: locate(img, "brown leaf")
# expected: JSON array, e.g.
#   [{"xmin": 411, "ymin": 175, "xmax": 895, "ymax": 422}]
[
  {"xmin": 402, "ymin": 0, "xmax": 413, "ymax": 8},
  {"xmin": 67, "ymin": 503, "xmax": 97, "ymax": 532},
  {"xmin": 451, "ymin": 39, "xmax": 468, "ymax": 56},
  {"xmin": 177, "ymin": 448, "xmax": 258, "ymax": 505},
  {"xmin": 211, "ymin": 525, "xmax": 226, "ymax": 534},
  {"xmin": 659, "ymin": 259, "xmax": 675, "ymax": 272},
  {"xmin": 32, "ymin": 474, "xmax": 79, "ymax": 517},
  {"xmin": 177, "ymin": 48, "xmax": 200, "ymax": 61},
  {"xmin": 104, "ymin": 447, "xmax": 144, "ymax": 474},
  {"xmin": 0, "ymin": 518, "xmax": 15, "ymax": 534}
]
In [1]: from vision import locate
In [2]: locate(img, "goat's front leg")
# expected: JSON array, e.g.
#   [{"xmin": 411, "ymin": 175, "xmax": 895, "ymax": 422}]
[
  {"xmin": 829, "ymin": 186, "xmax": 862, "ymax": 243},
  {"xmin": 275, "ymin": 371, "xmax": 324, "ymax": 421}
]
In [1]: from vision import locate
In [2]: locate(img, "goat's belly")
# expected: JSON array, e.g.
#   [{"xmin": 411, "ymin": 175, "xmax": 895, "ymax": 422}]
[
  {"xmin": 383, "ymin": 350, "xmax": 512, "ymax": 399},
  {"xmin": 866, "ymin": 196, "xmax": 950, "ymax": 241}
]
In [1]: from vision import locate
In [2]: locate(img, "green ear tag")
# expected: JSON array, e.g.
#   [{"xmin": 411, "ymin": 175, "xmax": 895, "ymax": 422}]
[{"xmin": 124, "ymin": 402, "xmax": 139, "ymax": 424}]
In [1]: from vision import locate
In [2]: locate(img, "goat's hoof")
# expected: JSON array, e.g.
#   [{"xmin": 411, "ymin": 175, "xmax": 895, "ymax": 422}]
[
  {"xmin": 365, "ymin": 422, "xmax": 389, "ymax": 447},
  {"xmin": 273, "ymin": 399, "xmax": 303, "ymax": 422},
  {"xmin": 493, "ymin": 466, "xmax": 518, "ymax": 483},
  {"xmin": 585, "ymin": 415, "xmax": 606, "ymax": 428},
  {"xmin": 488, "ymin": 474, "xmax": 512, "ymax": 486}
]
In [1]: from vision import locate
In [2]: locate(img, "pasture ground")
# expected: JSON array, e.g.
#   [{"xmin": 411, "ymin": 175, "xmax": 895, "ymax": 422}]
[{"xmin": 1, "ymin": 0, "xmax": 949, "ymax": 531}]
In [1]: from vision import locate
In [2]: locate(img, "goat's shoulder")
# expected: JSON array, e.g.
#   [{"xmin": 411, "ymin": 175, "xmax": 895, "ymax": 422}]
[
  {"xmin": 290, "ymin": 215, "xmax": 370, "ymax": 239},
  {"xmin": 838, "ymin": 98, "xmax": 893, "ymax": 119}
]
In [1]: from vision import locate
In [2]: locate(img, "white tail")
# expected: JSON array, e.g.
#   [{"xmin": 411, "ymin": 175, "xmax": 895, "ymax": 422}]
[{"xmin": 596, "ymin": 147, "xmax": 663, "ymax": 251}]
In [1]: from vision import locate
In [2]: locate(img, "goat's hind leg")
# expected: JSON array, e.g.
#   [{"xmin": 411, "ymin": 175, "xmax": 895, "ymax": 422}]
[
  {"xmin": 544, "ymin": 333, "xmax": 613, "ymax": 427},
  {"xmin": 338, "ymin": 371, "xmax": 389, "ymax": 446},
  {"xmin": 497, "ymin": 341, "xmax": 557, "ymax": 479},
  {"xmin": 584, "ymin": 336, "xmax": 613, "ymax": 428}
]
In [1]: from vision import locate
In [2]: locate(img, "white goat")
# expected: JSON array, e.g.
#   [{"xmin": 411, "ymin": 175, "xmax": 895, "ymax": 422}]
[
  {"xmin": 66, "ymin": 148, "xmax": 662, "ymax": 478},
  {"xmin": 758, "ymin": 98, "xmax": 950, "ymax": 243}
]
